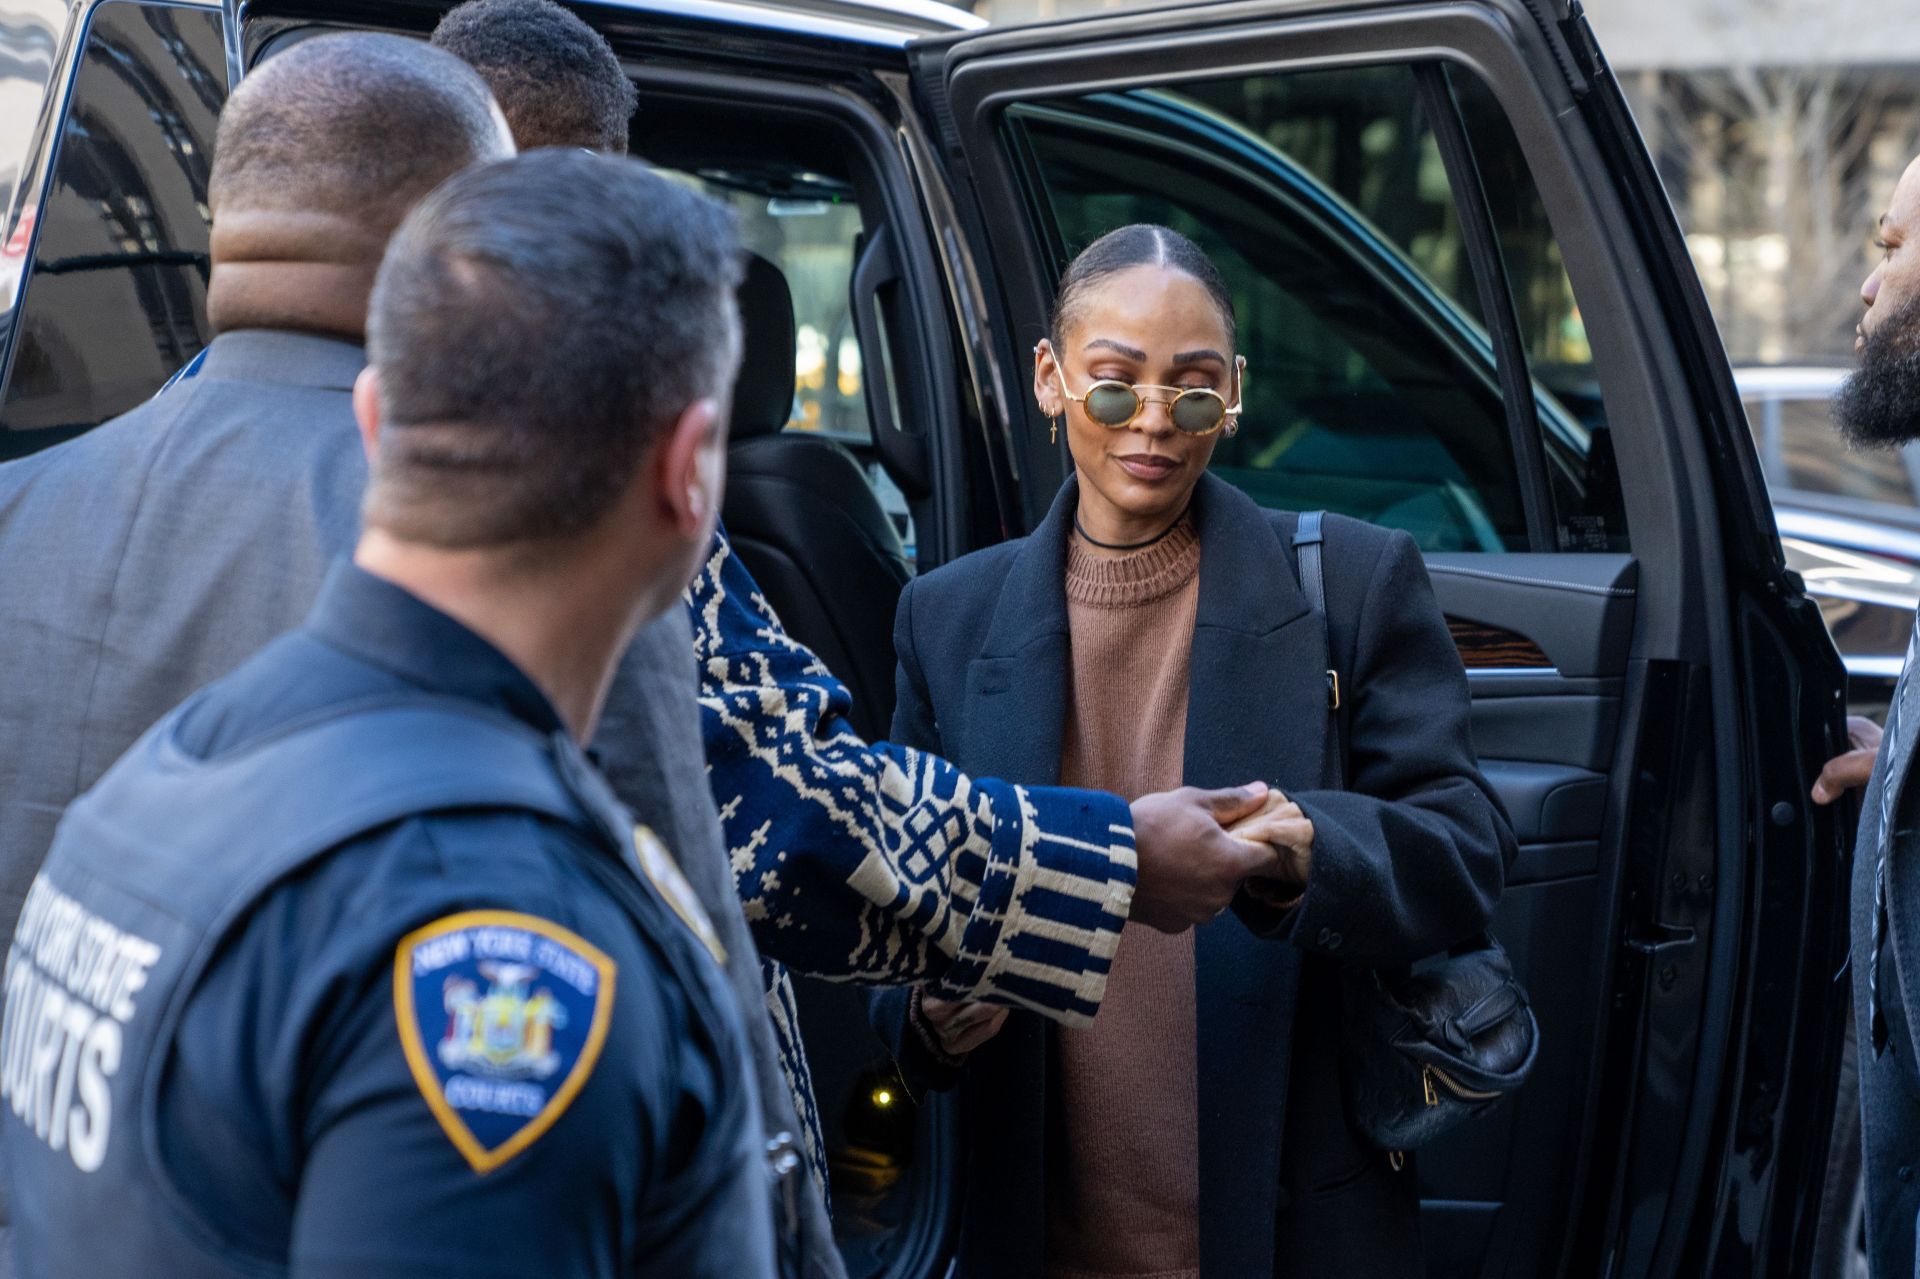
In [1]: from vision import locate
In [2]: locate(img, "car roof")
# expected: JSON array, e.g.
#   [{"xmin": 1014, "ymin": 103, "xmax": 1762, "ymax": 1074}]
[
  {"xmin": 1732, "ymin": 364, "xmax": 1850, "ymax": 399},
  {"xmin": 607, "ymin": 0, "xmax": 982, "ymax": 42}
]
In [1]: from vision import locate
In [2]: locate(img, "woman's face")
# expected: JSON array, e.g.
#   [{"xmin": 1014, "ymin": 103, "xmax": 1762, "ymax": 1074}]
[{"xmin": 1035, "ymin": 264, "xmax": 1235, "ymax": 541}]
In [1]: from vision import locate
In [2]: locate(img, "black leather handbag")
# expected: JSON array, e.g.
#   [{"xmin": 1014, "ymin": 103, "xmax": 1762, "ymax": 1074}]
[{"xmin": 1292, "ymin": 512, "xmax": 1539, "ymax": 1152}]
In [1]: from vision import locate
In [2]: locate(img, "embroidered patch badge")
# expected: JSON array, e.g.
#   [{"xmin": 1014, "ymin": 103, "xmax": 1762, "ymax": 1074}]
[
  {"xmin": 633, "ymin": 824, "xmax": 727, "ymax": 965},
  {"xmin": 393, "ymin": 911, "xmax": 616, "ymax": 1174}
]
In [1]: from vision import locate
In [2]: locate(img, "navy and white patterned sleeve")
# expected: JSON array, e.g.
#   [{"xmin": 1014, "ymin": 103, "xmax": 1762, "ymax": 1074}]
[{"xmin": 687, "ymin": 530, "xmax": 1136, "ymax": 1026}]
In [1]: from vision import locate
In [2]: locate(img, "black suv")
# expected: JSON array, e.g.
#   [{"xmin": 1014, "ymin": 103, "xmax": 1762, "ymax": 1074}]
[{"xmin": 0, "ymin": 0, "xmax": 1859, "ymax": 1275}]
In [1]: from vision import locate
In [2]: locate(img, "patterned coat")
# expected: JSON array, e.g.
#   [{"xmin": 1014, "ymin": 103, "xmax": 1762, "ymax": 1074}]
[{"xmin": 685, "ymin": 531, "xmax": 1140, "ymax": 1186}]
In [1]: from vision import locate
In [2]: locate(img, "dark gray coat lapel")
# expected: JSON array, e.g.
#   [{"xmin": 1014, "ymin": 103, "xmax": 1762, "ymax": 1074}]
[
  {"xmin": 958, "ymin": 484, "xmax": 1077, "ymax": 787},
  {"xmin": 1183, "ymin": 474, "xmax": 1326, "ymax": 1277}
]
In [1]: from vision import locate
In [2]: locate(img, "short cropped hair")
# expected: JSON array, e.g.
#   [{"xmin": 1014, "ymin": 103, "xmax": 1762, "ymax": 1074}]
[
  {"xmin": 209, "ymin": 33, "xmax": 506, "ymax": 230},
  {"xmin": 431, "ymin": 0, "xmax": 637, "ymax": 153},
  {"xmin": 364, "ymin": 151, "xmax": 742, "ymax": 548}
]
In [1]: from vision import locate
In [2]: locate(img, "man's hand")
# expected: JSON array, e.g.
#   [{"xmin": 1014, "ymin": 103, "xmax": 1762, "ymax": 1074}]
[
  {"xmin": 1813, "ymin": 715, "xmax": 1886, "ymax": 805},
  {"xmin": 1129, "ymin": 783, "xmax": 1279, "ymax": 933},
  {"xmin": 917, "ymin": 992, "xmax": 1009, "ymax": 1057},
  {"xmin": 1227, "ymin": 790, "xmax": 1316, "ymax": 886}
]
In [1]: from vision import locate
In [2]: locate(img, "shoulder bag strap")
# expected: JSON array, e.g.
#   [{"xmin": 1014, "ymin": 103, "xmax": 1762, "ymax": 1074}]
[{"xmin": 1290, "ymin": 512, "xmax": 1349, "ymax": 789}]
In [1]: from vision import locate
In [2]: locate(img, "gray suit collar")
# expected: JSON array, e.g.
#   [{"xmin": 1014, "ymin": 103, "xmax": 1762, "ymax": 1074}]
[{"xmin": 198, "ymin": 330, "xmax": 366, "ymax": 391}]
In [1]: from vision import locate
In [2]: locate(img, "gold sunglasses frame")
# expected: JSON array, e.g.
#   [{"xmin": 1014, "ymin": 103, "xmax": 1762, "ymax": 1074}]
[{"xmin": 1049, "ymin": 355, "xmax": 1248, "ymax": 438}]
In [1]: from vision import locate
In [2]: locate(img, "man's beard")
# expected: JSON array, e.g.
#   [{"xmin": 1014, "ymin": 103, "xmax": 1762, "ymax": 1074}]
[{"xmin": 1836, "ymin": 297, "xmax": 1920, "ymax": 450}]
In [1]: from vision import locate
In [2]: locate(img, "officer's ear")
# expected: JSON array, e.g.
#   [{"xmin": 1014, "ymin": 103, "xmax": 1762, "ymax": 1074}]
[
  {"xmin": 653, "ymin": 396, "xmax": 727, "ymax": 539},
  {"xmin": 353, "ymin": 366, "xmax": 384, "ymax": 463}
]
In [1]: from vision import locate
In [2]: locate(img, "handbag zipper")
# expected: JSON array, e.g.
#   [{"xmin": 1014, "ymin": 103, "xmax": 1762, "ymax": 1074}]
[{"xmin": 1423, "ymin": 1062, "xmax": 1500, "ymax": 1105}]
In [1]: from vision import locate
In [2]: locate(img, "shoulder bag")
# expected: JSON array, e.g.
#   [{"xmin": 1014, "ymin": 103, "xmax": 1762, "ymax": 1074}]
[{"xmin": 1291, "ymin": 511, "xmax": 1539, "ymax": 1152}]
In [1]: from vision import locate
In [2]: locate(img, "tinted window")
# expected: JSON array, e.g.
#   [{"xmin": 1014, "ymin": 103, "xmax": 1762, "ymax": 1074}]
[
  {"xmin": 669, "ymin": 167, "xmax": 916, "ymax": 554},
  {"xmin": 685, "ymin": 174, "xmax": 873, "ymax": 442},
  {"xmin": 1010, "ymin": 62, "xmax": 1629, "ymax": 552},
  {"xmin": 0, "ymin": 2, "xmax": 223, "ymax": 458}
]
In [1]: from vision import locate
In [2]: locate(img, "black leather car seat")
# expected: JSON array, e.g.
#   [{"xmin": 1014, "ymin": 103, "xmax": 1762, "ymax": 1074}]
[{"xmin": 722, "ymin": 252, "xmax": 913, "ymax": 742}]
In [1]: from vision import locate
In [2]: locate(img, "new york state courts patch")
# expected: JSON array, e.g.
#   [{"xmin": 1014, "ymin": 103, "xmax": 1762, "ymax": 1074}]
[{"xmin": 393, "ymin": 910, "xmax": 616, "ymax": 1174}]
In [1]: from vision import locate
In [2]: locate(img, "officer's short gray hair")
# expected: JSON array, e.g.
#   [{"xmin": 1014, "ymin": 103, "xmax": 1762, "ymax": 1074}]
[{"xmin": 364, "ymin": 150, "xmax": 742, "ymax": 549}]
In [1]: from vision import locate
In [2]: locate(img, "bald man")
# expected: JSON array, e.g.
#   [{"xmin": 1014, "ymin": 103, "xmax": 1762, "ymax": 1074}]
[{"xmin": 0, "ymin": 24, "xmax": 512, "ymax": 1112}]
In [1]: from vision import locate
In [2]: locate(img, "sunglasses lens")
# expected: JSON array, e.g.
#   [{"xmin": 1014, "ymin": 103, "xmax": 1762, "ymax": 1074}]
[
  {"xmin": 1172, "ymin": 391, "xmax": 1225, "ymax": 434},
  {"xmin": 1085, "ymin": 383, "xmax": 1139, "ymax": 426}
]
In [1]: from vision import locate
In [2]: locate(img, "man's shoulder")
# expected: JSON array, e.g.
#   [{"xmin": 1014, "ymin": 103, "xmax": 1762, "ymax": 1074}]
[
  {"xmin": 0, "ymin": 394, "xmax": 186, "ymax": 513},
  {"xmin": 208, "ymin": 807, "xmax": 635, "ymax": 1000}
]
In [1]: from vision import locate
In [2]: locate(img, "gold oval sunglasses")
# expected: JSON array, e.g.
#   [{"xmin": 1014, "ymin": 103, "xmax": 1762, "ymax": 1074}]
[{"xmin": 1051, "ymin": 354, "xmax": 1247, "ymax": 437}]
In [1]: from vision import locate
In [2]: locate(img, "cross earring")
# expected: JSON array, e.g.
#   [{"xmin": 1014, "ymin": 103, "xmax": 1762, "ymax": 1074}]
[{"xmin": 1050, "ymin": 416, "xmax": 1059, "ymax": 444}]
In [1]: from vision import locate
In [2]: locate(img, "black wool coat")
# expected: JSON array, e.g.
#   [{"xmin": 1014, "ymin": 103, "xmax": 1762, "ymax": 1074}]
[{"xmin": 872, "ymin": 472, "xmax": 1517, "ymax": 1279}]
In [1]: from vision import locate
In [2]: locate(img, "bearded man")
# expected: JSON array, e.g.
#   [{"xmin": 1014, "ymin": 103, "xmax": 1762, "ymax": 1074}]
[{"xmin": 1813, "ymin": 152, "xmax": 1920, "ymax": 1275}]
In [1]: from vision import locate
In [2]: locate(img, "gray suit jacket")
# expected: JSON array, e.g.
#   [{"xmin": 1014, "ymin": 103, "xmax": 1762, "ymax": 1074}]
[
  {"xmin": 0, "ymin": 329, "xmax": 841, "ymax": 1277},
  {"xmin": 1852, "ymin": 651, "xmax": 1920, "ymax": 1276}
]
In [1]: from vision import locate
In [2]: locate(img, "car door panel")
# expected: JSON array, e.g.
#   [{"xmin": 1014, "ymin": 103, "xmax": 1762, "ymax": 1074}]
[
  {"xmin": 1421, "ymin": 556, "xmax": 1631, "ymax": 1271},
  {"xmin": 1430, "ymin": 553, "xmax": 1639, "ymax": 676},
  {"xmin": 1478, "ymin": 758, "xmax": 1607, "ymax": 847}
]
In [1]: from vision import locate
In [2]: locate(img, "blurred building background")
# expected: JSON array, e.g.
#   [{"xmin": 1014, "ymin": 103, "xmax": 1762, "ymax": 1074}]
[{"xmin": 966, "ymin": 0, "xmax": 1920, "ymax": 367}]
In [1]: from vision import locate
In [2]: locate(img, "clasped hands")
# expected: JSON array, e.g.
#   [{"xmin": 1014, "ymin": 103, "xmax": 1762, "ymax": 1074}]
[{"xmin": 919, "ymin": 782, "xmax": 1312, "ymax": 1057}]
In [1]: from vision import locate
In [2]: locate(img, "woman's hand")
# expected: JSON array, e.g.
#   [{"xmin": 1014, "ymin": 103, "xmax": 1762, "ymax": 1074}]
[
  {"xmin": 916, "ymin": 991, "xmax": 1010, "ymax": 1058},
  {"xmin": 1226, "ymin": 789, "xmax": 1315, "ymax": 890}
]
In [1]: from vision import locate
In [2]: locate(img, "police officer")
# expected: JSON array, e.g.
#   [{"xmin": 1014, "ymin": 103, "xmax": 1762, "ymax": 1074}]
[{"xmin": 0, "ymin": 151, "xmax": 775, "ymax": 1277}]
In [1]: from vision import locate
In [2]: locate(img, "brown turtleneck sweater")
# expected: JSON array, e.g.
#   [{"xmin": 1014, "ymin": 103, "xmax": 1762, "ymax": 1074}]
[{"xmin": 1046, "ymin": 516, "xmax": 1203, "ymax": 1279}]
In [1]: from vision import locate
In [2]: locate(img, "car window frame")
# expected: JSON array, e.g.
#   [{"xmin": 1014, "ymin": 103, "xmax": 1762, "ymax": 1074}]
[{"xmin": 998, "ymin": 71, "xmax": 1590, "ymax": 552}]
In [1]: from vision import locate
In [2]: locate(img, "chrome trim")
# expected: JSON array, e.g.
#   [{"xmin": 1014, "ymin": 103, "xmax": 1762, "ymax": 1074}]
[
  {"xmin": 1777, "ymin": 507, "xmax": 1920, "ymax": 564},
  {"xmin": 1846, "ymin": 656, "xmax": 1906, "ymax": 681},
  {"xmin": 1466, "ymin": 666, "xmax": 1565, "ymax": 679},
  {"xmin": 763, "ymin": 0, "xmax": 981, "ymax": 33},
  {"xmin": 0, "ymin": 0, "xmax": 222, "ymax": 389},
  {"xmin": 223, "ymin": 0, "xmax": 244, "ymax": 87},
  {"xmin": 2, "ymin": 0, "xmax": 90, "ymax": 344},
  {"xmin": 602, "ymin": 0, "xmax": 930, "ymax": 44}
]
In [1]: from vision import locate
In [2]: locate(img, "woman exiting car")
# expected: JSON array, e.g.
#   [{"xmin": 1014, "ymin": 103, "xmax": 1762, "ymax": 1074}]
[{"xmin": 871, "ymin": 224, "xmax": 1517, "ymax": 1279}]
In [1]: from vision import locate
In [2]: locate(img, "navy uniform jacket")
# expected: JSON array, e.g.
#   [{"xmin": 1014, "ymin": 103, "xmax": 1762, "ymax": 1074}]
[
  {"xmin": 0, "ymin": 332, "xmax": 1136, "ymax": 1277},
  {"xmin": 0, "ymin": 564, "xmax": 774, "ymax": 1277}
]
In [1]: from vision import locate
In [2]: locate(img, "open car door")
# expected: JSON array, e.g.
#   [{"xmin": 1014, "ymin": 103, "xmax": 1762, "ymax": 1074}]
[{"xmin": 898, "ymin": 1, "xmax": 1853, "ymax": 1275}]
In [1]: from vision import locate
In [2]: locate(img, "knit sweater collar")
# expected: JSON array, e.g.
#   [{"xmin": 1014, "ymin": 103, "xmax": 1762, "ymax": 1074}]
[{"xmin": 1064, "ymin": 515, "xmax": 1200, "ymax": 609}]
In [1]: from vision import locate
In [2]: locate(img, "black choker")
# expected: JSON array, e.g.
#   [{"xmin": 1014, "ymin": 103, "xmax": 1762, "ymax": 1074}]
[{"xmin": 1073, "ymin": 511, "xmax": 1187, "ymax": 552}]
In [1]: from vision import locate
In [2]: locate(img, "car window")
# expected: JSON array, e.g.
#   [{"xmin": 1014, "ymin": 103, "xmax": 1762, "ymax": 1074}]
[
  {"xmin": 667, "ymin": 169, "xmax": 916, "ymax": 553},
  {"xmin": 687, "ymin": 176, "xmax": 873, "ymax": 443},
  {"xmin": 1747, "ymin": 392, "xmax": 1918, "ymax": 510},
  {"xmin": 0, "ymin": 1, "xmax": 224, "ymax": 458},
  {"xmin": 1007, "ymin": 61, "xmax": 1629, "ymax": 553}
]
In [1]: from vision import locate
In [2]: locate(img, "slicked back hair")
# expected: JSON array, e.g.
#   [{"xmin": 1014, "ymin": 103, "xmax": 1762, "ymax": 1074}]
[
  {"xmin": 209, "ymin": 33, "xmax": 506, "ymax": 231},
  {"xmin": 431, "ymin": 0, "xmax": 637, "ymax": 153},
  {"xmin": 1050, "ymin": 223, "xmax": 1237, "ymax": 351},
  {"xmin": 364, "ymin": 150, "xmax": 742, "ymax": 548}
]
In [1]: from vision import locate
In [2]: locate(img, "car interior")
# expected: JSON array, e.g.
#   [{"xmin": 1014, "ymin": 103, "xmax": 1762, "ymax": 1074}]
[
  {"xmin": 0, "ymin": 1, "xmax": 1849, "ymax": 1275},
  {"xmin": 638, "ymin": 114, "xmax": 917, "ymax": 742}
]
